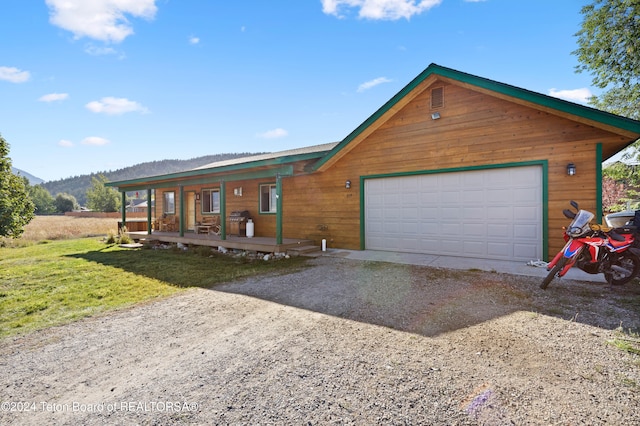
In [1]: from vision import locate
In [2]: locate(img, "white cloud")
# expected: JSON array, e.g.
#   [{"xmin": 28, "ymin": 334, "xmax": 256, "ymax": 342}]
[
  {"xmin": 45, "ymin": 0, "xmax": 158, "ymax": 43},
  {"xmin": 39, "ymin": 93, "xmax": 69, "ymax": 102},
  {"xmin": 548, "ymin": 88, "xmax": 593, "ymax": 104},
  {"xmin": 85, "ymin": 97, "xmax": 149, "ymax": 115},
  {"xmin": 257, "ymin": 128, "xmax": 288, "ymax": 139},
  {"xmin": 58, "ymin": 139, "xmax": 74, "ymax": 147},
  {"xmin": 0, "ymin": 66, "xmax": 30, "ymax": 83},
  {"xmin": 189, "ymin": 36, "xmax": 200, "ymax": 45},
  {"xmin": 322, "ymin": 0, "xmax": 442, "ymax": 20},
  {"xmin": 85, "ymin": 44, "xmax": 119, "ymax": 56},
  {"xmin": 358, "ymin": 77, "xmax": 392, "ymax": 92},
  {"xmin": 81, "ymin": 136, "xmax": 110, "ymax": 146}
]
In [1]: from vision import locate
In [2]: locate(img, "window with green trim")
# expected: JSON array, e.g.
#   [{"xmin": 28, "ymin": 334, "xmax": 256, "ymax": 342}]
[
  {"xmin": 163, "ymin": 191, "xmax": 175, "ymax": 214},
  {"xmin": 259, "ymin": 183, "xmax": 277, "ymax": 214},
  {"xmin": 201, "ymin": 188, "xmax": 220, "ymax": 214}
]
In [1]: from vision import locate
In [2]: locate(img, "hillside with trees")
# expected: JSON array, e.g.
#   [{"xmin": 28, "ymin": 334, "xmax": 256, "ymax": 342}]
[{"xmin": 40, "ymin": 153, "xmax": 259, "ymax": 206}]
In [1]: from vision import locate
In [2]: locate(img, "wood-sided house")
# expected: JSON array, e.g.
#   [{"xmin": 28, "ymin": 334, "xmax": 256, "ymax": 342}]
[{"xmin": 107, "ymin": 64, "xmax": 640, "ymax": 262}]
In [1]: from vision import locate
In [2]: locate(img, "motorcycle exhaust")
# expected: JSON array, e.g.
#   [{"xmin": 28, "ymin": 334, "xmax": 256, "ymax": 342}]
[{"xmin": 610, "ymin": 264, "xmax": 632, "ymax": 275}]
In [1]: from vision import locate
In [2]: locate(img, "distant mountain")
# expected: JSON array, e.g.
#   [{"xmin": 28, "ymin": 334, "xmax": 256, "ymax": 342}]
[
  {"xmin": 12, "ymin": 167, "xmax": 44, "ymax": 185},
  {"xmin": 40, "ymin": 153, "xmax": 260, "ymax": 207}
]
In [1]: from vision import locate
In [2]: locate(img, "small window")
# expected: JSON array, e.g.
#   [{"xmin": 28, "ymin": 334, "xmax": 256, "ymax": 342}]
[
  {"xmin": 163, "ymin": 191, "xmax": 175, "ymax": 214},
  {"xmin": 201, "ymin": 189, "xmax": 220, "ymax": 214},
  {"xmin": 259, "ymin": 183, "xmax": 277, "ymax": 214}
]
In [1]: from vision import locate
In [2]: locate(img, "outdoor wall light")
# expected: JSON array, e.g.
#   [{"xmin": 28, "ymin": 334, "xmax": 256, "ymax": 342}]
[
  {"xmin": 431, "ymin": 112, "xmax": 441, "ymax": 120},
  {"xmin": 567, "ymin": 163, "xmax": 576, "ymax": 176},
  {"xmin": 345, "ymin": 180, "xmax": 351, "ymax": 189}
]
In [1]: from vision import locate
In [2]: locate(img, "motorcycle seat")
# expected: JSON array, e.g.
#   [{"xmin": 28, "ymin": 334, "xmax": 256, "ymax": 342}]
[{"xmin": 612, "ymin": 226, "xmax": 637, "ymax": 235}]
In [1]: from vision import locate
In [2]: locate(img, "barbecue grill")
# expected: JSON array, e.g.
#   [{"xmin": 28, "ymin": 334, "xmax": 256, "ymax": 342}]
[{"xmin": 228, "ymin": 210, "xmax": 251, "ymax": 236}]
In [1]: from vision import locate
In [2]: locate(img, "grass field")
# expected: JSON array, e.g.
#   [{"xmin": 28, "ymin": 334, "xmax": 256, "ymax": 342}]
[
  {"xmin": 1, "ymin": 215, "xmax": 119, "ymax": 247},
  {"xmin": 0, "ymin": 216, "xmax": 307, "ymax": 339}
]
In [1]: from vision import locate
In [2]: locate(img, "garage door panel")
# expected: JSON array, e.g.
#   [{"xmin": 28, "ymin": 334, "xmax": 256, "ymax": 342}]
[
  {"xmin": 464, "ymin": 241, "xmax": 486, "ymax": 256},
  {"xmin": 463, "ymin": 223, "xmax": 486, "ymax": 236},
  {"xmin": 462, "ymin": 190, "xmax": 485, "ymax": 203},
  {"xmin": 488, "ymin": 223, "xmax": 510, "ymax": 236},
  {"xmin": 463, "ymin": 207, "xmax": 485, "ymax": 219},
  {"xmin": 514, "ymin": 206, "xmax": 538, "ymax": 220},
  {"xmin": 487, "ymin": 206, "xmax": 512, "ymax": 221},
  {"xmin": 514, "ymin": 243, "xmax": 539, "ymax": 259},
  {"xmin": 514, "ymin": 224, "xmax": 538, "ymax": 239},
  {"xmin": 365, "ymin": 166, "xmax": 543, "ymax": 261}
]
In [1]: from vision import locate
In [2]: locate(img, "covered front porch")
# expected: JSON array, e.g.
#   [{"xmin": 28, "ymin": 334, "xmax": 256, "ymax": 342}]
[{"xmin": 126, "ymin": 230, "xmax": 317, "ymax": 254}]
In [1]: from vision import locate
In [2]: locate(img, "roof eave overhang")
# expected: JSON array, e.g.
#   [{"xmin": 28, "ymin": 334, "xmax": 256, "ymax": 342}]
[
  {"xmin": 107, "ymin": 150, "xmax": 329, "ymax": 192},
  {"xmin": 313, "ymin": 63, "xmax": 640, "ymax": 172}
]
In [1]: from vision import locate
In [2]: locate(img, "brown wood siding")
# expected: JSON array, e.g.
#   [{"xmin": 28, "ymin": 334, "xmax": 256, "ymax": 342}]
[{"xmin": 282, "ymin": 81, "xmax": 628, "ymax": 259}]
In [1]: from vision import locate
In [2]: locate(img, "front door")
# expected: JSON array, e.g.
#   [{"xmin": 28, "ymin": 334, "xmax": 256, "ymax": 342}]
[{"xmin": 187, "ymin": 192, "xmax": 196, "ymax": 231}]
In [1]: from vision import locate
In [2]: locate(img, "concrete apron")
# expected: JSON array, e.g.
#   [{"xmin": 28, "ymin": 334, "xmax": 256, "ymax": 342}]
[{"xmin": 322, "ymin": 249, "xmax": 606, "ymax": 283}]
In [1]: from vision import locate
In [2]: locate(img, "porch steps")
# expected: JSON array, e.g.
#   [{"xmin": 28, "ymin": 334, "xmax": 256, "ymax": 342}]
[{"xmin": 287, "ymin": 245, "xmax": 322, "ymax": 256}]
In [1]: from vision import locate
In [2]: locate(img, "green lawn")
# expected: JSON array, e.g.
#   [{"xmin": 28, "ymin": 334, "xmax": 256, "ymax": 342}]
[{"xmin": 0, "ymin": 238, "xmax": 307, "ymax": 339}]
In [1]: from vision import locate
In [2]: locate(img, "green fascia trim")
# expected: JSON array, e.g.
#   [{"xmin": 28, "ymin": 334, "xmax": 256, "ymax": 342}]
[
  {"xmin": 276, "ymin": 176, "xmax": 283, "ymax": 245},
  {"xmin": 106, "ymin": 151, "xmax": 325, "ymax": 189},
  {"xmin": 596, "ymin": 143, "xmax": 603, "ymax": 223},
  {"xmin": 146, "ymin": 188, "xmax": 152, "ymax": 235},
  {"xmin": 121, "ymin": 192, "xmax": 126, "ymax": 230},
  {"xmin": 219, "ymin": 182, "xmax": 226, "ymax": 240},
  {"xmin": 179, "ymin": 186, "xmax": 185, "ymax": 237},
  {"xmin": 108, "ymin": 165, "xmax": 294, "ymax": 192},
  {"xmin": 315, "ymin": 63, "xmax": 640, "ymax": 172},
  {"xmin": 359, "ymin": 160, "xmax": 549, "ymax": 261}
]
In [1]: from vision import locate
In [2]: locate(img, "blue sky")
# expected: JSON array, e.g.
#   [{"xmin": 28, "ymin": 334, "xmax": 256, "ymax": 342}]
[{"xmin": 1, "ymin": 0, "xmax": 594, "ymax": 182}]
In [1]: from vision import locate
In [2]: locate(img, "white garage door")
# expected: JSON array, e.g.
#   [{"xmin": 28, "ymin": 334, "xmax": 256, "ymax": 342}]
[{"xmin": 364, "ymin": 166, "xmax": 542, "ymax": 261}]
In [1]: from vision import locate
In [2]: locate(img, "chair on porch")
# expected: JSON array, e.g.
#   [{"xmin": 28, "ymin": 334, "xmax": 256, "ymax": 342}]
[
  {"xmin": 196, "ymin": 216, "xmax": 220, "ymax": 235},
  {"xmin": 159, "ymin": 216, "xmax": 177, "ymax": 232}
]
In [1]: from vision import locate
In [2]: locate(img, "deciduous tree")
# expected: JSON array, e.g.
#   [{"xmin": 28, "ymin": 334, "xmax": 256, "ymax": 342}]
[
  {"xmin": 86, "ymin": 174, "xmax": 121, "ymax": 212},
  {"xmin": 574, "ymin": 0, "xmax": 640, "ymax": 120},
  {"xmin": 55, "ymin": 193, "xmax": 79, "ymax": 213},
  {"xmin": 0, "ymin": 134, "xmax": 35, "ymax": 237}
]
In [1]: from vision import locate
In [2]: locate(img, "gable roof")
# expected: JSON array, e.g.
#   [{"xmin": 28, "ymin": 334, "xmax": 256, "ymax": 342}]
[
  {"xmin": 107, "ymin": 142, "xmax": 337, "ymax": 191},
  {"xmin": 313, "ymin": 63, "xmax": 640, "ymax": 172}
]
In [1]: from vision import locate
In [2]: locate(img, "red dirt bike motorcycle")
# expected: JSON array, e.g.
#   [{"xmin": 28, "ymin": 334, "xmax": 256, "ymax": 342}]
[{"xmin": 541, "ymin": 201, "xmax": 640, "ymax": 289}]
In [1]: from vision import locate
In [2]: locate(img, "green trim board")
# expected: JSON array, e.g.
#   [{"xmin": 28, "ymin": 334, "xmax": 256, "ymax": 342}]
[
  {"xmin": 106, "ymin": 150, "xmax": 326, "ymax": 189},
  {"xmin": 179, "ymin": 186, "xmax": 185, "ymax": 237},
  {"xmin": 107, "ymin": 165, "xmax": 295, "ymax": 192},
  {"xmin": 596, "ymin": 143, "xmax": 603, "ymax": 223},
  {"xmin": 359, "ymin": 160, "xmax": 549, "ymax": 261},
  {"xmin": 276, "ymin": 175, "xmax": 283, "ymax": 245},
  {"xmin": 314, "ymin": 63, "xmax": 640, "ymax": 172}
]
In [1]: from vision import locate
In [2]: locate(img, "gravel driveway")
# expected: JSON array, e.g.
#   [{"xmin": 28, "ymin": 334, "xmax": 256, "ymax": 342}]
[{"xmin": 1, "ymin": 255, "xmax": 639, "ymax": 425}]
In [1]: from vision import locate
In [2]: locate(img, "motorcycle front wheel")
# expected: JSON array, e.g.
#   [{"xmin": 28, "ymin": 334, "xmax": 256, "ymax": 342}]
[
  {"xmin": 604, "ymin": 252, "xmax": 640, "ymax": 286},
  {"xmin": 540, "ymin": 256, "xmax": 568, "ymax": 290}
]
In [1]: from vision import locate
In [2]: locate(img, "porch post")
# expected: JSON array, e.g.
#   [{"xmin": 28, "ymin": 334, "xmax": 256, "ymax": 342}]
[
  {"xmin": 147, "ymin": 188, "xmax": 152, "ymax": 235},
  {"xmin": 179, "ymin": 185, "xmax": 185, "ymax": 237},
  {"xmin": 121, "ymin": 191, "xmax": 126, "ymax": 233},
  {"xmin": 276, "ymin": 174, "xmax": 283, "ymax": 245},
  {"xmin": 219, "ymin": 181, "xmax": 226, "ymax": 240}
]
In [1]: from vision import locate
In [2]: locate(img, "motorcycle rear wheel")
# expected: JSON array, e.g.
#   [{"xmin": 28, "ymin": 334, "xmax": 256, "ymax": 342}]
[
  {"xmin": 604, "ymin": 252, "xmax": 640, "ymax": 286},
  {"xmin": 541, "ymin": 257, "xmax": 568, "ymax": 290}
]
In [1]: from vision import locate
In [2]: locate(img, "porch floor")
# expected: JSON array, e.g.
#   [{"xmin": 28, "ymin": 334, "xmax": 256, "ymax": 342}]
[{"xmin": 126, "ymin": 230, "xmax": 316, "ymax": 254}]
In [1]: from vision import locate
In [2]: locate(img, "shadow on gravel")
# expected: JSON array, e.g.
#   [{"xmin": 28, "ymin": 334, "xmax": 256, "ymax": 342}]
[
  {"xmin": 72, "ymin": 248, "xmax": 640, "ymax": 338},
  {"xmin": 214, "ymin": 257, "xmax": 640, "ymax": 337}
]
